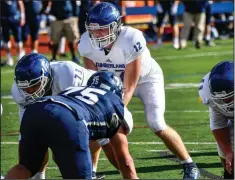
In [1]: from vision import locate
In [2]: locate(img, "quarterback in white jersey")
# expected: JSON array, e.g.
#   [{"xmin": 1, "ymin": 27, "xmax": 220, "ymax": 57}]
[
  {"xmin": 78, "ymin": 2, "xmax": 200, "ymax": 179},
  {"xmin": 11, "ymin": 53, "xmax": 94, "ymax": 179},
  {"xmin": 199, "ymin": 61, "xmax": 234, "ymax": 179}
]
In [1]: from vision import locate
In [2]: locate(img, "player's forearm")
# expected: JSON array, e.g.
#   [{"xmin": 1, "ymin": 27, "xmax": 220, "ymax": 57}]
[
  {"xmin": 123, "ymin": 91, "xmax": 134, "ymax": 106},
  {"xmin": 102, "ymin": 143, "xmax": 120, "ymax": 170},
  {"xmin": 212, "ymin": 127, "xmax": 233, "ymax": 154},
  {"xmin": 120, "ymin": 157, "xmax": 138, "ymax": 179},
  {"xmin": 123, "ymin": 59, "xmax": 141, "ymax": 106}
]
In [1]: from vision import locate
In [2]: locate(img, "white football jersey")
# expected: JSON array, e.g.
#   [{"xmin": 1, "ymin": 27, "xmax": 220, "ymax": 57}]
[
  {"xmin": 199, "ymin": 73, "xmax": 234, "ymax": 130},
  {"xmin": 11, "ymin": 61, "xmax": 95, "ymax": 122},
  {"xmin": 78, "ymin": 26, "xmax": 163, "ymax": 84}
]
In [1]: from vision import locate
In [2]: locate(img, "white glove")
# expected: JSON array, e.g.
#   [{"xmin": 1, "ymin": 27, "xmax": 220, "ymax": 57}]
[
  {"xmin": 171, "ymin": 4, "xmax": 178, "ymax": 15},
  {"xmin": 156, "ymin": 4, "xmax": 163, "ymax": 13}
]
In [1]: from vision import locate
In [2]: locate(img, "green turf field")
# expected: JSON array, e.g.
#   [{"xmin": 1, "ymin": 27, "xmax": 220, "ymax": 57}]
[{"xmin": 1, "ymin": 39, "xmax": 233, "ymax": 179}]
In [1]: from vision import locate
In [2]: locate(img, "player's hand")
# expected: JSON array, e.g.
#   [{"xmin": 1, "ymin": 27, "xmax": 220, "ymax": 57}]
[
  {"xmin": 226, "ymin": 152, "xmax": 234, "ymax": 174},
  {"xmin": 156, "ymin": 4, "xmax": 163, "ymax": 13}
]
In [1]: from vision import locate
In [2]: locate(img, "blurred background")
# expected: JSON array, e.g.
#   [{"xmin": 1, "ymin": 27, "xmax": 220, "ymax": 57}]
[{"xmin": 0, "ymin": 0, "xmax": 234, "ymax": 64}]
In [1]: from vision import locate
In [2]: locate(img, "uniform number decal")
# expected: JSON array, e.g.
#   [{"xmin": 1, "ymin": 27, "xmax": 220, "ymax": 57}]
[
  {"xmin": 133, "ymin": 42, "xmax": 142, "ymax": 52},
  {"xmin": 74, "ymin": 68, "xmax": 83, "ymax": 86},
  {"xmin": 199, "ymin": 79, "xmax": 204, "ymax": 90},
  {"xmin": 63, "ymin": 87, "xmax": 107, "ymax": 105}
]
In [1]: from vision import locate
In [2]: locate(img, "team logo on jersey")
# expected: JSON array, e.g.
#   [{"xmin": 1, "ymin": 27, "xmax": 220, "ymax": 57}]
[
  {"xmin": 96, "ymin": 62, "xmax": 125, "ymax": 69},
  {"xmin": 108, "ymin": 113, "xmax": 119, "ymax": 128},
  {"xmin": 106, "ymin": 59, "xmax": 112, "ymax": 63}
]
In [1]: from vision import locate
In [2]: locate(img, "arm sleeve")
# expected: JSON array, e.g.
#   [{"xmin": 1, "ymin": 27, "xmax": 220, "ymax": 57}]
[{"xmin": 77, "ymin": 32, "xmax": 93, "ymax": 59}]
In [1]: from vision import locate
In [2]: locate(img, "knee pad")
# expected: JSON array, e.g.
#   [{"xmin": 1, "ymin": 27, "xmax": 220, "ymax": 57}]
[{"xmin": 144, "ymin": 104, "xmax": 167, "ymax": 133}]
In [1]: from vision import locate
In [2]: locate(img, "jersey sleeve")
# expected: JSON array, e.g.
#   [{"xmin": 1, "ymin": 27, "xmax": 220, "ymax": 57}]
[
  {"xmin": 198, "ymin": 73, "xmax": 211, "ymax": 106},
  {"xmin": 52, "ymin": 62, "xmax": 85, "ymax": 94},
  {"xmin": 126, "ymin": 29, "xmax": 146, "ymax": 64},
  {"xmin": 77, "ymin": 32, "xmax": 93, "ymax": 59},
  {"xmin": 11, "ymin": 82, "xmax": 26, "ymax": 106},
  {"xmin": 209, "ymin": 107, "xmax": 229, "ymax": 130},
  {"xmin": 11, "ymin": 82, "xmax": 30, "ymax": 123}
]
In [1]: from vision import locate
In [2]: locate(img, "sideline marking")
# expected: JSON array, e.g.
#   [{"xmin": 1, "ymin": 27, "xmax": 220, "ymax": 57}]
[
  {"xmin": 148, "ymin": 149, "xmax": 216, "ymax": 153},
  {"xmin": 155, "ymin": 51, "xmax": 232, "ymax": 60},
  {"xmin": 1, "ymin": 141, "xmax": 216, "ymax": 145}
]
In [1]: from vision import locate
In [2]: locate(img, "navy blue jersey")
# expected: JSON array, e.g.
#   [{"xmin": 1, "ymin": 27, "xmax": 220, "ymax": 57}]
[
  {"xmin": 1, "ymin": 0, "xmax": 20, "ymax": 17},
  {"xmin": 50, "ymin": 1, "xmax": 73, "ymax": 20},
  {"xmin": 30, "ymin": 86, "xmax": 126, "ymax": 140},
  {"xmin": 24, "ymin": 1, "xmax": 42, "ymax": 15},
  {"xmin": 159, "ymin": 0, "xmax": 174, "ymax": 9}
]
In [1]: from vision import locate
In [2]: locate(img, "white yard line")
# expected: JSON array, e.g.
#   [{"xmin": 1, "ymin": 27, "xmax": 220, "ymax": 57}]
[
  {"xmin": 155, "ymin": 51, "xmax": 232, "ymax": 60},
  {"xmin": 1, "ymin": 141, "xmax": 216, "ymax": 145},
  {"xmin": 148, "ymin": 149, "xmax": 215, "ymax": 153},
  {"xmin": 129, "ymin": 142, "xmax": 216, "ymax": 145},
  {"xmin": 132, "ymin": 110, "xmax": 209, "ymax": 113}
]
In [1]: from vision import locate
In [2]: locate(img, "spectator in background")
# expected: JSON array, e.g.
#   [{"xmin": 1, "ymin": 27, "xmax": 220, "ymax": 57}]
[
  {"xmin": 204, "ymin": 0, "xmax": 215, "ymax": 46},
  {"xmin": 180, "ymin": 0, "xmax": 208, "ymax": 49},
  {"xmin": 79, "ymin": 0, "xmax": 121, "ymax": 36},
  {"xmin": 155, "ymin": 0, "xmax": 180, "ymax": 49},
  {"xmin": 43, "ymin": 1, "xmax": 80, "ymax": 63},
  {"xmin": 79, "ymin": 0, "xmax": 96, "ymax": 36},
  {"xmin": 40, "ymin": 1, "xmax": 68, "ymax": 58},
  {"xmin": 1, "ymin": 0, "xmax": 25, "ymax": 66},
  {"xmin": 22, "ymin": 1, "xmax": 42, "ymax": 53}
]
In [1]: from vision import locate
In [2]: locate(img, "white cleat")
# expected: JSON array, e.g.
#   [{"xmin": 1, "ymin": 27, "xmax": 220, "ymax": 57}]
[{"xmin": 173, "ymin": 43, "xmax": 180, "ymax": 49}]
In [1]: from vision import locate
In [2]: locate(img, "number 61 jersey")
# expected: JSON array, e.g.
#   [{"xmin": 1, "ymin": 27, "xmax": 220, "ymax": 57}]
[
  {"xmin": 78, "ymin": 26, "xmax": 163, "ymax": 83},
  {"xmin": 11, "ymin": 61, "xmax": 95, "ymax": 122}
]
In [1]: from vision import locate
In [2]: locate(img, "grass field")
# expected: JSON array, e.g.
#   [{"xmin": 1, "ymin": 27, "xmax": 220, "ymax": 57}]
[{"xmin": 1, "ymin": 38, "xmax": 234, "ymax": 179}]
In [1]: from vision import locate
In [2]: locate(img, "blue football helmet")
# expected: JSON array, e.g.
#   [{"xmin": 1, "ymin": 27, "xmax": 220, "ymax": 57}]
[
  {"xmin": 15, "ymin": 53, "xmax": 53, "ymax": 100},
  {"xmin": 209, "ymin": 60, "xmax": 234, "ymax": 113},
  {"xmin": 85, "ymin": 2, "xmax": 122, "ymax": 49},
  {"xmin": 87, "ymin": 71, "xmax": 123, "ymax": 99}
]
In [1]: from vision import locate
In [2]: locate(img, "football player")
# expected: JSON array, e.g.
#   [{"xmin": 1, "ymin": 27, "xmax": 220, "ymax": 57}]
[
  {"xmin": 11, "ymin": 53, "xmax": 95, "ymax": 179},
  {"xmin": 199, "ymin": 61, "xmax": 234, "ymax": 179},
  {"xmin": 78, "ymin": 2, "xmax": 200, "ymax": 179},
  {"xmin": 5, "ymin": 71, "xmax": 137, "ymax": 179}
]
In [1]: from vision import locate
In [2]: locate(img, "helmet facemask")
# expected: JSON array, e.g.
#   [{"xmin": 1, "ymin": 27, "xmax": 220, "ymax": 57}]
[
  {"xmin": 210, "ymin": 90, "xmax": 234, "ymax": 113},
  {"xmin": 16, "ymin": 70, "xmax": 52, "ymax": 100},
  {"xmin": 86, "ymin": 21, "xmax": 121, "ymax": 49}
]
